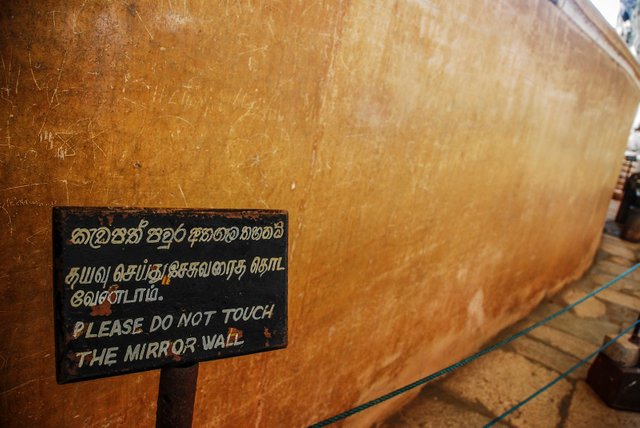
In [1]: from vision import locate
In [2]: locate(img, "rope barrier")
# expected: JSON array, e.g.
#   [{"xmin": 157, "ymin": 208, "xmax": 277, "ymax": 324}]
[
  {"xmin": 310, "ymin": 263, "xmax": 640, "ymax": 427},
  {"xmin": 484, "ymin": 317, "xmax": 640, "ymax": 427}
]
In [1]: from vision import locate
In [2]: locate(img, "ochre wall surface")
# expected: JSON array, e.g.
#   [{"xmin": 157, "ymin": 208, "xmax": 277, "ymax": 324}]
[{"xmin": 1, "ymin": 0, "xmax": 639, "ymax": 426}]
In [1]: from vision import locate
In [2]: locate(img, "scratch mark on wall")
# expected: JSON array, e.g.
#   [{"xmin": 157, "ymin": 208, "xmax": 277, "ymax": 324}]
[
  {"xmin": 50, "ymin": 49, "xmax": 67, "ymax": 105},
  {"xmin": 3, "ymin": 117, "xmax": 12, "ymax": 150},
  {"xmin": 163, "ymin": 115, "xmax": 194, "ymax": 126},
  {"xmin": 0, "ymin": 54, "xmax": 7, "ymax": 92},
  {"xmin": 38, "ymin": 49, "xmax": 68, "ymax": 139},
  {"xmin": 0, "ymin": 48, "xmax": 15, "ymax": 103},
  {"xmin": 14, "ymin": 65, "xmax": 20, "ymax": 95},
  {"xmin": 237, "ymin": 45, "xmax": 269, "ymax": 56},
  {"xmin": 0, "ymin": 183, "xmax": 48, "ymax": 192},
  {"xmin": 59, "ymin": 179, "xmax": 70, "ymax": 204},
  {"xmin": 86, "ymin": 118, "xmax": 107, "ymax": 159},
  {"xmin": 1, "ymin": 204, "xmax": 13, "ymax": 235},
  {"xmin": 178, "ymin": 184, "xmax": 187, "ymax": 207},
  {"xmin": 70, "ymin": 1, "xmax": 88, "ymax": 35},
  {"xmin": 0, "ymin": 376, "xmax": 52, "ymax": 395},
  {"xmin": 48, "ymin": 10, "xmax": 59, "ymax": 30},
  {"xmin": 25, "ymin": 228, "xmax": 47, "ymax": 247},
  {"xmin": 301, "ymin": 1, "xmax": 318, "ymax": 17},
  {"xmin": 136, "ymin": 10, "xmax": 155, "ymax": 40},
  {"xmin": 28, "ymin": 52, "xmax": 42, "ymax": 91},
  {"xmin": 122, "ymin": 96, "xmax": 145, "ymax": 107}
]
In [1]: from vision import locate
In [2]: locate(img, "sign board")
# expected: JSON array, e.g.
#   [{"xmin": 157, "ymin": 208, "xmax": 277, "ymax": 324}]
[{"xmin": 52, "ymin": 207, "xmax": 288, "ymax": 383}]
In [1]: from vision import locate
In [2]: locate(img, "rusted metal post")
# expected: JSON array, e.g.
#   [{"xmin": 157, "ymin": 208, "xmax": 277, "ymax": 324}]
[{"xmin": 156, "ymin": 363, "xmax": 199, "ymax": 428}]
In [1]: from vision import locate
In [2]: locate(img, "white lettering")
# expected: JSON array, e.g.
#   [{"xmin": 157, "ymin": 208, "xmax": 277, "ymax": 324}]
[{"xmin": 150, "ymin": 315, "xmax": 173, "ymax": 332}]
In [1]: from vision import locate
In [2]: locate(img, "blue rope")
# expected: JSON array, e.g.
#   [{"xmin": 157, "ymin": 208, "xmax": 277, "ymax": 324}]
[
  {"xmin": 310, "ymin": 263, "xmax": 640, "ymax": 427},
  {"xmin": 484, "ymin": 317, "xmax": 640, "ymax": 427}
]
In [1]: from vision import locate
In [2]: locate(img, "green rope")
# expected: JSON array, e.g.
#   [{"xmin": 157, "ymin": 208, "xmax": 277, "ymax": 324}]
[
  {"xmin": 484, "ymin": 318, "xmax": 640, "ymax": 427},
  {"xmin": 310, "ymin": 263, "xmax": 640, "ymax": 427}
]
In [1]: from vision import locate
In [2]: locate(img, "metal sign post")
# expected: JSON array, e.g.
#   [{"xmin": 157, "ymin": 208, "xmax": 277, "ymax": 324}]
[{"xmin": 156, "ymin": 363, "xmax": 199, "ymax": 428}]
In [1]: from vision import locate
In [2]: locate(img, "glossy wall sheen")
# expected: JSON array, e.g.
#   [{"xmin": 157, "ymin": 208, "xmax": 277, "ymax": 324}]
[{"xmin": 1, "ymin": 0, "xmax": 639, "ymax": 426}]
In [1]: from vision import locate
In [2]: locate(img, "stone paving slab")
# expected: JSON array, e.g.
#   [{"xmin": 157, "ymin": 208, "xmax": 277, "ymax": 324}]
[
  {"xmin": 607, "ymin": 256, "xmax": 636, "ymax": 267},
  {"xmin": 596, "ymin": 288, "xmax": 640, "ymax": 311},
  {"xmin": 546, "ymin": 311, "xmax": 621, "ymax": 345},
  {"xmin": 380, "ymin": 386, "xmax": 499, "ymax": 428},
  {"xmin": 600, "ymin": 233, "xmax": 640, "ymax": 252},
  {"xmin": 504, "ymin": 336, "xmax": 587, "ymax": 380},
  {"xmin": 599, "ymin": 239, "xmax": 637, "ymax": 261},
  {"xmin": 595, "ymin": 259, "xmax": 637, "ymax": 276},
  {"xmin": 438, "ymin": 350, "xmax": 572, "ymax": 428},
  {"xmin": 591, "ymin": 273, "xmax": 637, "ymax": 291},
  {"xmin": 596, "ymin": 300, "xmax": 639, "ymax": 327},
  {"xmin": 526, "ymin": 325, "xmax": 595, "ymax": 360},
  {"xmin": 565, "ymin": 276, "xmax": 599, "ymax": 294},
  {"xmin": 557, "ymin": 289, "xmax": 607, "ymax": 318},
  {"xmin": 564, "ymin": 382, "xmax": 640, "ymax": 428},
  {"xmin": 523, "ymin": 301, "xmax": 565, "ymax": 324}
]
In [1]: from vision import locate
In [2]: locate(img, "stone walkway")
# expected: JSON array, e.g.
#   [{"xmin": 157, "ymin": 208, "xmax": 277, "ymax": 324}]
[{"xmin": 383, "ymin": 204, "xmax": 640, "ymax": 427}]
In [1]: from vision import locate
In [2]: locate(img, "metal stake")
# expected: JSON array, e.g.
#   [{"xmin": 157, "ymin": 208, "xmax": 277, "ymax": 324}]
[{"xmin": 156, "ymin": 363, "xmax": 199, "ymax": 428}]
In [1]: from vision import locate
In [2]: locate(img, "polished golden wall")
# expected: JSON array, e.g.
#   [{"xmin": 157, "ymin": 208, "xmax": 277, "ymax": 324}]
[{"xmin": 1, "ymin": 0, "xmax": 639, "ymax": 426}]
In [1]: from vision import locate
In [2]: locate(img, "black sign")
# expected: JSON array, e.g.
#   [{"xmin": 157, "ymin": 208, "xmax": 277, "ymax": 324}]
[{"xmin": 52, "ymin": 207, "xmax": 288, "ymax": 383}]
